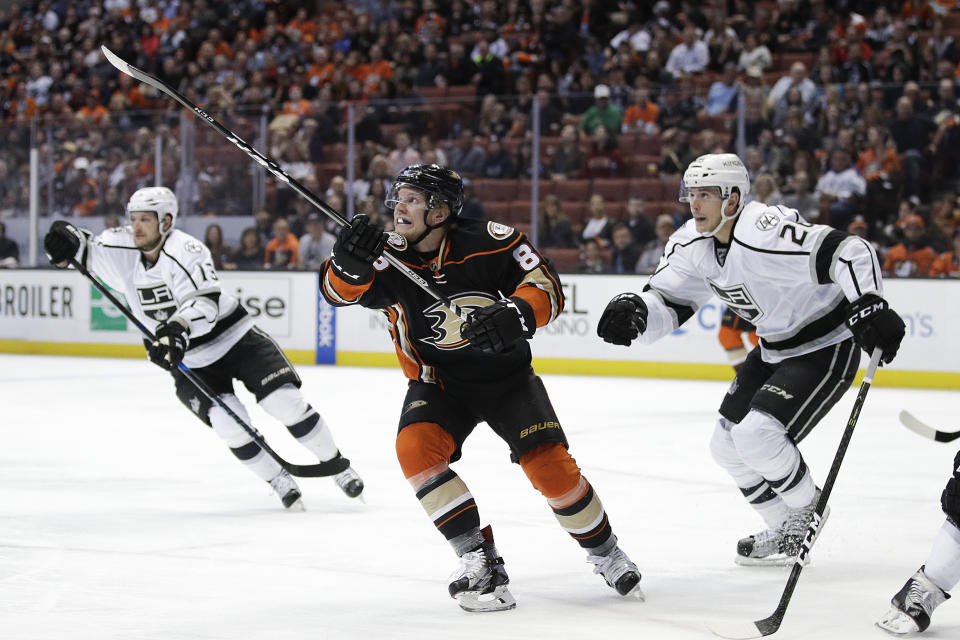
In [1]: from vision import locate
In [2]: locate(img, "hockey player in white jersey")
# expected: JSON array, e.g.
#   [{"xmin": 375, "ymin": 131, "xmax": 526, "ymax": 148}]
[
  {"xmin": 876, "ymin": 448, "xmax": 960, "ymax": 635},
  {"xmin": 597, "ymin": 154, "xmax": 905, "ymax": 566},
  {"xmin": 43, "ymin": 186, "xmax": 363, "ymax": 509}
]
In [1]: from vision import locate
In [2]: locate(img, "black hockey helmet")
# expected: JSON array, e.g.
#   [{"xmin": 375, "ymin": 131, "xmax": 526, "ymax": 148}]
[{"xmin": 386, "ymin": 164, "xmax": 464, "ymax": 217}]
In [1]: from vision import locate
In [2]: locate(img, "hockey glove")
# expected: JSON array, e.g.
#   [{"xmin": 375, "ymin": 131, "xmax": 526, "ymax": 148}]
[
  {"xmin": 148, "ymin": 319, "xmax": 189, "ymax": 370},
  {"xmin": 597, "ymin": 293, "xmax": 648, "ymax": 347},
  {"xmin": 44, "ymin": 220, "xmax": 87, "ymax": 268},
  {"xmin": 331, "ymin": 214, "xmax": 385, "ymax": 282},
  {"xmin": 461, "ymin": 298, "xmax": 535, "ymax": 354},
  {"xmin": 845, "ymin": 294, "xmax": 905, "ymax": 364}
]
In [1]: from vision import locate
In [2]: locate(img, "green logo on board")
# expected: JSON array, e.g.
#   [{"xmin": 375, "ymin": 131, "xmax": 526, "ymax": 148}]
[{"xmin": 90, "ymin": 283, "xmax": 127, "ymax": 331}]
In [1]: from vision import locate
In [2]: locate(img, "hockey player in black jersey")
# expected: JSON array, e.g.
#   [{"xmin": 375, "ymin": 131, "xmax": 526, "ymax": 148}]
[
  {"xmin": 43, "ymin": 186, "xmax": 363, "ymax": 510},
  {"xmin": 877, "ymin": 448, "xmax": 960, "ymax": 635},
  {"xmin": 598, "ymin": 153, "xmax": 906, "ymax": 567},
  {"xmin": 321, "ymin": 164, "xmax": 642, "ymax": 611}
]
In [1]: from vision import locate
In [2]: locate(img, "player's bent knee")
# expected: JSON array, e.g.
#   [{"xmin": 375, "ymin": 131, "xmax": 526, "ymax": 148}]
[
  {"xmin": 258, "ymin": 383, "xmax": 310, "ymax": 424},
  {"xmin": 519, "ymin": 442, "xmax": 582, "ymax": 499},
  {"xmin": 709, "ymin": 418, "xmax": 741, "ymax": 468},
  {"xmin": 396, "ymin": 422, "xmax": 456, "ymax": 479}
]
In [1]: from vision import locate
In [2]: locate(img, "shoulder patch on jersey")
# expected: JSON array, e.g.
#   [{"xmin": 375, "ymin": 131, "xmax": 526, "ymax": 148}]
[
  {"xmin": 487, "ymin": 221, "xmax": 514, "ymax": 239},
  {"xmin": 755, "ymin": 212, "xmax": 781, "ymax": 231},
  {"xmin": 386, "ymin": 231, "xmax": 408, "ymax": 251},
  {"xmin": 183, "ymin": 240, "xmax": 204, "ymax": 253}
]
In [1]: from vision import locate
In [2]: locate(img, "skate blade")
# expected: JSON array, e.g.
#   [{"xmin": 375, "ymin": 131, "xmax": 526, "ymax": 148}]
[
  {"xmin": 456, "ymin": 585, "xmax": 517, "ymax": 612},
  {"xmin": 285, "ymin": 498, "xmax": 306, "ymax": 512},
  {"xmin": 875, "ymin": 608, "xmax": 921, "ymax": 636},
  {"xmin": 734, "ymin": 554, "xmax": 809, "ymax": 567},
  {"xmin": 623, "ymin": 584, "xmax": 646, "ymax": 601}
]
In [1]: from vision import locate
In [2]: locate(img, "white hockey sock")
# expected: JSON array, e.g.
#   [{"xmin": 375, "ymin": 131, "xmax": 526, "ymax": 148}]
[
  {"xmin": 924, "ymin": 519, "xmax": 960, "ymax": 592},
  {"xmin": 710, "ymin": 418, "xmax": 789, "ymax": 527},
  {"xmin": 210, "ymin": 394, "xmax": 281, "ymax": 482},
  {"xmin": 731, "ymin": 410, "xmax": 816, "ymax": 509},
  {"xmin": 260, "ymin": 384, "xmax": 339, "ymax": 461}
]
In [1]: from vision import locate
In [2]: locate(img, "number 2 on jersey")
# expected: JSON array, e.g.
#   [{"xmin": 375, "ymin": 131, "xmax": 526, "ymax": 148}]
[
  {"xmin": 779, "ymin": 223, "xmax": 809, "ymax": 247},
  {"xmin": 512, "ymin": 243, "xmax": 541, "ymax": 271}
]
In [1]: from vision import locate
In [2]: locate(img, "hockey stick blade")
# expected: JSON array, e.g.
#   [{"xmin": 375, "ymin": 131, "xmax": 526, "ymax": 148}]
[
  {"xmin": 707, "ymin": 348, "xmax": 883, "ymax": 639},
  {"xmin": 899, "ymin": 410, "xmax": 960, "ymax": 443},
  {"xmin": 100, "ymin": 45, "xmax": 465, "ymax": 320},
  {"xmin": 72, "ymin": 260, "xmax": 347, "ymax": 478}
]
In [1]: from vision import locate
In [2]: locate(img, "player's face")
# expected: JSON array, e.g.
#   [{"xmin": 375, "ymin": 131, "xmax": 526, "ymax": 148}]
[
  {"xmin": 688, "ymin": 187, "xmax": 723, "ymax": 233},
  {"xmin": 130, "ymin": 211, "xmax": 162, "ymax": 250},
  {"xmin": 392, "ymin": 187, "xmax": 430, "ymax": 238}
]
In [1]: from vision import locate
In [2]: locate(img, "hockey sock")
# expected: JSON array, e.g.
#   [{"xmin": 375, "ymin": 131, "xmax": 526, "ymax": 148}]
[
  {"xmin": 210, "ymin": 394, "xmax": 282, "ymax": 481},
  {"xmin": 711, "ymin": 419, "xmax": 790, "ymax": 526},
  {"xmin": 731, "ymin": 410, "xmax": 817, "ymax": 508},
  {"xmin": 925, "ymin": 519, "xmax": 960, "ymax": 592},
  {"xmin": 260, "ymin": 386, "xmax": 339, "ymax": 461},
  {"xmin": 415, "ymin": 467, "xmax": 480, "ymax": 545}
]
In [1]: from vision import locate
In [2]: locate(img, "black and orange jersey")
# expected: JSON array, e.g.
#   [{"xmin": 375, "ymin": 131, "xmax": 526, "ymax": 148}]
[{"xmin": 320, "ymin": 219, "xmax": 564, "ymax": 389}]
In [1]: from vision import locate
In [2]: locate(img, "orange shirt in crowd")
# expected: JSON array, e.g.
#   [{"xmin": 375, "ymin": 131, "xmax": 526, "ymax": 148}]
[
  {"xmin": 623, "ymin": 101, "xmax": 660, "ymax": 128},
  {"xmin": 929, "ymin": 251, "xmax": 959, "ymax": 277},
  {"xmin": 77, "ymin": 104, "xmax": 108, "ymax": 124},
  {"xmin": 856, "ymin": 147, "xmax": 901, "ymax": 181},
  {"xmin": 308, "ymin": 62, "xmax": 336, "ymax": 87},
  {"xmin": 882, "ymin": 243, "xmax": 938, "ymax": 276},
  {"xmin": 265, "ymin": 235, "xmax": 300, "ymax": 268},
  {"xmin": 282, "ymin": 98, "xmax": 311, "ymax": 116}
]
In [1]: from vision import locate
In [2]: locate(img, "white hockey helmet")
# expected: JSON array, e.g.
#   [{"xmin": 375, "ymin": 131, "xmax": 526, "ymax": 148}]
[
  {"xmin": 678, "ymin": 153, "xmax": 750, "ymax": 237},
  {"xmin": 127, "ymin": 186, "xmax": 178, "ymax": 235}
]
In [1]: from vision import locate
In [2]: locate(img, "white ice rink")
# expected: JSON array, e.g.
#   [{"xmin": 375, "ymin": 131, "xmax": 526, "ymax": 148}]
[{"xmin": 2, "ymin": 354, "xmax": 958, "ymax": 640}]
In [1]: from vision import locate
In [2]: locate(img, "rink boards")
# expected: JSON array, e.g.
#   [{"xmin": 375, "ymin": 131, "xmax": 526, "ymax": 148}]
[{"xmin": 0, "ymin": 269, "xmax": 957, "ymax": 389}]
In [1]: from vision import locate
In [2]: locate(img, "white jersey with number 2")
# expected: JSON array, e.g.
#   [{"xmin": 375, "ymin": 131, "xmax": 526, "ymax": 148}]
[{"xmin": 636, "ymin": 201, "xmax": 883, "ymax": 363}]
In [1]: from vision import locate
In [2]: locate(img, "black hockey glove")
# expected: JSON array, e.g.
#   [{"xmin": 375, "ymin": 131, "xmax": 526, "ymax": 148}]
[
  {"xmin": 331, "ymin": 214, "xmax": 385, "ymax": 282},
  {"xmin": 148, "ymin": 320, "xmax": 189, "ymax": 370},
  {"xmin": 597, "ymin": 293, "xmax": 648, "ymax": 347},
  {"xmin": 845, "ymin": 294, "xmax": 905, "ymax": 364},
  {"xmin": 44, "ymin": 220, "xmax": 86, "ymax": 268},
  {"xmin": 461, "ymin": 298, "xmax": 535, "ymax": 354}
]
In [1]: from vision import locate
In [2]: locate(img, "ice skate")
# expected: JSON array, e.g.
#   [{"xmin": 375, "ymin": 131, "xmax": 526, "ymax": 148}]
[
  {"xmin": 333, "ymin": 465, "xmax": 364, "ymax": 499},
  {"xmin": 587, "ymin": 545, "xmax": 644, "ymax": 599},
  {"xmin": 447, "ymin": 525, "xmax": 516, "ymax": 612},
  {"xmin": 736, "ymin": 492, "xmax": 829, "ymax": 567},
  {"xmin": 269, "ymin": 470, "xmax": 304, "ymax": 511},
  {"xmin": 876, "ymin": 567, "xmax": 951, "ymax": 635}
]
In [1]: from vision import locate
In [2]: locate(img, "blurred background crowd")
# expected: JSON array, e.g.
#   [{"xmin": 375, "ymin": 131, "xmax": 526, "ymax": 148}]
[{"xmin": 1, "ymin": 0, "xmax": 960, "ymax": 278}]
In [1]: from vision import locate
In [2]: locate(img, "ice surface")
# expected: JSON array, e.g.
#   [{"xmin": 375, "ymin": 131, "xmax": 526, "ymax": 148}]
[{"xmin": 1, "ymin": 354, "xmax": 957, "ymax": 639}]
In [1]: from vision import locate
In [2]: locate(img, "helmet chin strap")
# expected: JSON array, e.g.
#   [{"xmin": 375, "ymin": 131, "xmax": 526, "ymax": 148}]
[
  {"xmin": 411, "ymin": 203, "xmax": 452, "ymax": 246},
  {"xmin": 699, "ymin": 193, "xmax": 740, "ymax": 238}
]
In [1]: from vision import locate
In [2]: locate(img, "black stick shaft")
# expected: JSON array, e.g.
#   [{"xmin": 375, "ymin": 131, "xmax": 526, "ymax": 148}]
[
  {"xmin": 73, "ymin": 259, "xmax": 347, "ymax": 478},
  {"xmin": 99, "ymin": 45, "xmax": 463, "ymax": 319}
]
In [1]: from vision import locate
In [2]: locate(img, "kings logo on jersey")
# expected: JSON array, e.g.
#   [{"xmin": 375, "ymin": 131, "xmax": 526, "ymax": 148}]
[
  {"xmin": 708, "ymin": 282, "xmax": 764, "ymax": 322},
  {"xmin": 137, "ymin": 284, "xmax": 177, "ymax": 322},
  {"xmin": 421, "ymin": 292, "xmax": 498, "ymax": 350}
]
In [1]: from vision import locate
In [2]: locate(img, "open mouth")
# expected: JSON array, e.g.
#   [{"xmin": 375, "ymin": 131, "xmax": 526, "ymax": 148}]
[{"xmin": 395, "ymin": 216, "xmax": 412, "ymax": 226}]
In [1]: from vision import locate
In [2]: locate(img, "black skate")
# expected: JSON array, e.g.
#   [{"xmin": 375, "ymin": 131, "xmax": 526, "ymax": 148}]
[
  {"xmin": 876, "ymin": 567, "xmax": 951, "ymax": 635},
  {"xmin": 269, "ymin": 470, "xmax": 304, "ymax": 511},
  {"xmin": 448, "ymin": 525, "xmax": 516, "ymax": 612},
  {"xmin": 587, "ymin": 545, "xmax": 644, "ymax": 599}
]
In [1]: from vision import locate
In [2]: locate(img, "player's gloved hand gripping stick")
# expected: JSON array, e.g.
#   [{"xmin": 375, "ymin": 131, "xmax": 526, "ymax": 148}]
[{"xmin": 69, "ymin": 258, "xmax": 348, "ymax": 479}]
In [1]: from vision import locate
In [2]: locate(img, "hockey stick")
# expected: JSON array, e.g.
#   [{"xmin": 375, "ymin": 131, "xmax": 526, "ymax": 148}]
[
  {"xmin": 73, "ymin": 259, "xmax": 348, "ymax": 478},
  {"xmin": 100, "ymin": 45, "xmax": 466, "ymax": 319},
  {"xmin": 899, "ymin": 410, "xmax": 960, "ymax": 443},
  {"xmin": 707, "ymin": 347, "xmax": 883, "ymax": 639}
]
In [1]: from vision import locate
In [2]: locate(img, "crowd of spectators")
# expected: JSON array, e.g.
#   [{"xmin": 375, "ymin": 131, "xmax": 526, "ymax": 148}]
[{"xmin": 0, "ymin": 0, "xmax": 959, "ymax": 277}]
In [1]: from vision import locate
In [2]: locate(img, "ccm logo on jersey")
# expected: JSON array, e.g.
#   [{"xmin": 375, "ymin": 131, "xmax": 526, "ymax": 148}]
[
  {"xmin": 520, "ymin": 421, "xmax": 561, "ymax": 439},
  {"xmin": 755, "ymin": 213, "xmax": 781, "ymax": 231},
  {"xmin": 760, "ymin": 383, "xmax": 794, "ymax": 400}
]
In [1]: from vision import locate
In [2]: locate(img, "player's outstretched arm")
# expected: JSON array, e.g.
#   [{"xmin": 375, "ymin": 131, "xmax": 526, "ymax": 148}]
[{"xmin": 44, "ymin": 221, "xmax": 89, "ymax": 268}]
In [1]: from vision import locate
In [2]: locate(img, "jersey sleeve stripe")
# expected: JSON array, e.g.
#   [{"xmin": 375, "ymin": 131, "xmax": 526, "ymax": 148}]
[
  {"xmin": 838, "ymin": 258, "xmax": 862, "ymax": 297},
  {"xmin": 813, "ymin": 229, "xmax": 849, "ymax": 284},
  {"xmin": 322, "ymin": 266, "xmax": 371, "ymax": 304},
  {"xmin": 512, "ymin": 266, "xmax": 563, "ymax": 325},
  {"xmin": 759, "ymin": 295, "xmax": 847, "ymax": 351}
]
